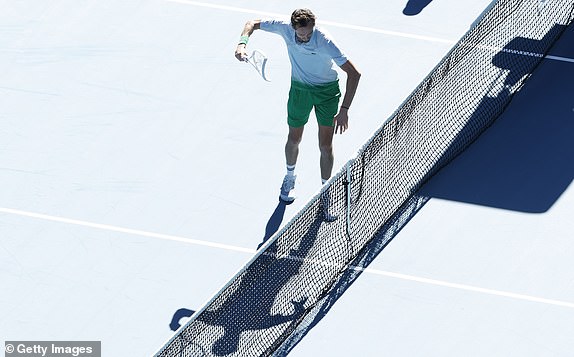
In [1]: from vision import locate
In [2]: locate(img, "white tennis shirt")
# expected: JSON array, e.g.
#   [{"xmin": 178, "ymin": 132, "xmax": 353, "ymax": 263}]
[{"xmin": 260, "ymin": 19, "xmax": 348, "ymax": 86}]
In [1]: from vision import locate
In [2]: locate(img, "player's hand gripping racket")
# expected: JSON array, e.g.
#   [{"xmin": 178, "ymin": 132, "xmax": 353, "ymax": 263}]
[{"xmin": 244, "ymin": 49, "xmax": 270, "ymax": 82}]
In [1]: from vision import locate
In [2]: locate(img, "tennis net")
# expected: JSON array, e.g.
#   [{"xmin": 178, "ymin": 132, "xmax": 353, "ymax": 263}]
[{"xmin": 155, "ymin": 1, "xmax": 574, "ymax": 356}]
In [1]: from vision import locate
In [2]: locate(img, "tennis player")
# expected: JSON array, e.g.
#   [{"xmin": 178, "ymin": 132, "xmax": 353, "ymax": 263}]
[{"xmin": 235, "ymin": 8, "xmax": 361, "ymax": 205}]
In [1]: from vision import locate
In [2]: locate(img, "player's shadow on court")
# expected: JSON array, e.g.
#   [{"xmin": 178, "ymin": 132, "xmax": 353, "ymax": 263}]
[
  {"xmin": 419, "ymin": 24, "xmax": 573, "ymax": 213},
  {"xmin": 257, "ymin": 200, "xmax": 289, "ymax": 250},
  {"xmin": 403, "ymin": 0, "xmax": 433, "ymax": 15},
  {"xmin": 275, "ymin": 194, "xmax": 429, "ymax": 355},
  {"xmin": 167, "ymin": 201, "xmax": 289, "ymax": 338},
  {"xmin": 167, "ymin": 200, "xmax": 289, "ymax": 334},
  {"xmin": 194, "ymin": 214, "xmax": 325, "ymax": 356}
]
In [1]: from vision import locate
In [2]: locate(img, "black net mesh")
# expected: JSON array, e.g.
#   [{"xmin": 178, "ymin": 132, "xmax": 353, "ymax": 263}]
[{"xmin": 156, "ymin": 1, "xmax": 574, "ymax": 356}]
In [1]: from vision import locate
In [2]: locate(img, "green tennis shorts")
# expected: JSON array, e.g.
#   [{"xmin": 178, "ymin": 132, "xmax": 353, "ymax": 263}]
[{"xmin": 287, "ymin": 80, "xmax": 341, "ymax": 128}]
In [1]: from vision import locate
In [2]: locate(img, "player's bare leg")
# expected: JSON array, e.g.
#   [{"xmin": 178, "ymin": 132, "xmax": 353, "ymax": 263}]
[
  {"xmin": 286, "ymin": 126, "xmax": 304, "ymax": 166},
  {"xmin": 318, "ymin": 124, "xmax": 337, "ymax": 221},
  {"xmin": 280, "ymin": 126, "xmax": 304, "ymax": 202},
  {"xmin": 318, "ymin": 124, "xmax": 335, "ymax": 182}
]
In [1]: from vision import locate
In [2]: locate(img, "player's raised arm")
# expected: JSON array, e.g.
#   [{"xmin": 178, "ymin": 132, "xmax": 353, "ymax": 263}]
[{"xmin": 235, "ymin": 20, "xmax": 261, "ymax": 62}]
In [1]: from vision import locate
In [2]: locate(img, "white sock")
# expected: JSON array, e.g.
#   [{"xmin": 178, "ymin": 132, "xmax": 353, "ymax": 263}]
[
  {"xmin": 287, "ymin": 164, "xmax": 296, "ymax": 177},
  {"xmin": 322, "ymin": 178, "xmax": 328, "ymax": 185}
]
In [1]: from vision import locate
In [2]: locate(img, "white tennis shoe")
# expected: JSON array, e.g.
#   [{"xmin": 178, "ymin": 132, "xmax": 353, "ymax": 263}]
[{"xmin": 279, "ymin": 174, "xmax": 296, "ymax": 202}]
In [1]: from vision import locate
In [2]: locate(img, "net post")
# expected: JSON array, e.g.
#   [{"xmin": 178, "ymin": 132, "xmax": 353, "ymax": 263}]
[{"xmin": 344, "ymin": 161, "xmax": 352, "ymax": 240}]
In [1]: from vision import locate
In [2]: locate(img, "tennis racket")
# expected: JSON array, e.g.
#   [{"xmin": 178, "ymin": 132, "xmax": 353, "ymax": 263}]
[{"xmin": 245, "ymin": 49, "xmax": 270, "ymax": 82}]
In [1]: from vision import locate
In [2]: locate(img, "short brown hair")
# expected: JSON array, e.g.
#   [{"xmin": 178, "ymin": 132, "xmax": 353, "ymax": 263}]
[{"xmin": 291, "ymin": 8, "xmax": 316, "ymax": 29}]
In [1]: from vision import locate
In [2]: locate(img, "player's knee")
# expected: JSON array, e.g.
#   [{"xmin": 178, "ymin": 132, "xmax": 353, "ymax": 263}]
[
  {"xmin": 287, "ymin": 132, "xmax": 303, "ymax": 146},
  {"xmin": 319, "ymin": 142, "xmax": 333, "ymax": 156}
]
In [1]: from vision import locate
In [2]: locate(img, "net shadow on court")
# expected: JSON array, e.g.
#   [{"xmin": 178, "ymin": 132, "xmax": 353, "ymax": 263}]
[{"xmin": 419, "ymin": 24, "xmax": 574, "ymax": 213}]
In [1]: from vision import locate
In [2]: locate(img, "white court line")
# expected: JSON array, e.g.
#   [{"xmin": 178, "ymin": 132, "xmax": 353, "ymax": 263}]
[
  {"xmin": 2, "ymin": 206, "xmax": 573, "ymax": 309},
  {"xmin": 546, "ymin": 54, "xmax": 574, "ymax": 63},
  {"xmin": 354, "ymin": 267, "xmax": 574, "ymax": 309},
  {"xmin": 165, "ymin": 0, "xmax": 574, "ymax": 63},
  {"xmin": 165, "ymin": 0, "xmax": 456, "ymax": 44},
  {"xmin": 0, "ymin": 207, "xmax": 256, "ymax": 254}
]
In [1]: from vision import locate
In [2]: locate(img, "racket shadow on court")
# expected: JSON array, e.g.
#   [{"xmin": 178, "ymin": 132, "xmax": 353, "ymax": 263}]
[
  {"xmin": 169, "ymin": 308, "xmax": 195, "ymax": 332},
  {"xmin": 419, "ymin": 24, "xmax": 573, "ymax": 213}
]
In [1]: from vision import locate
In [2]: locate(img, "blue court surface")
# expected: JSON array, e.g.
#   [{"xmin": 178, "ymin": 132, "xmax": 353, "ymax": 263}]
[{"xmin": 1, "ymin": 1, "xmax": 573, "ymax": 356}]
